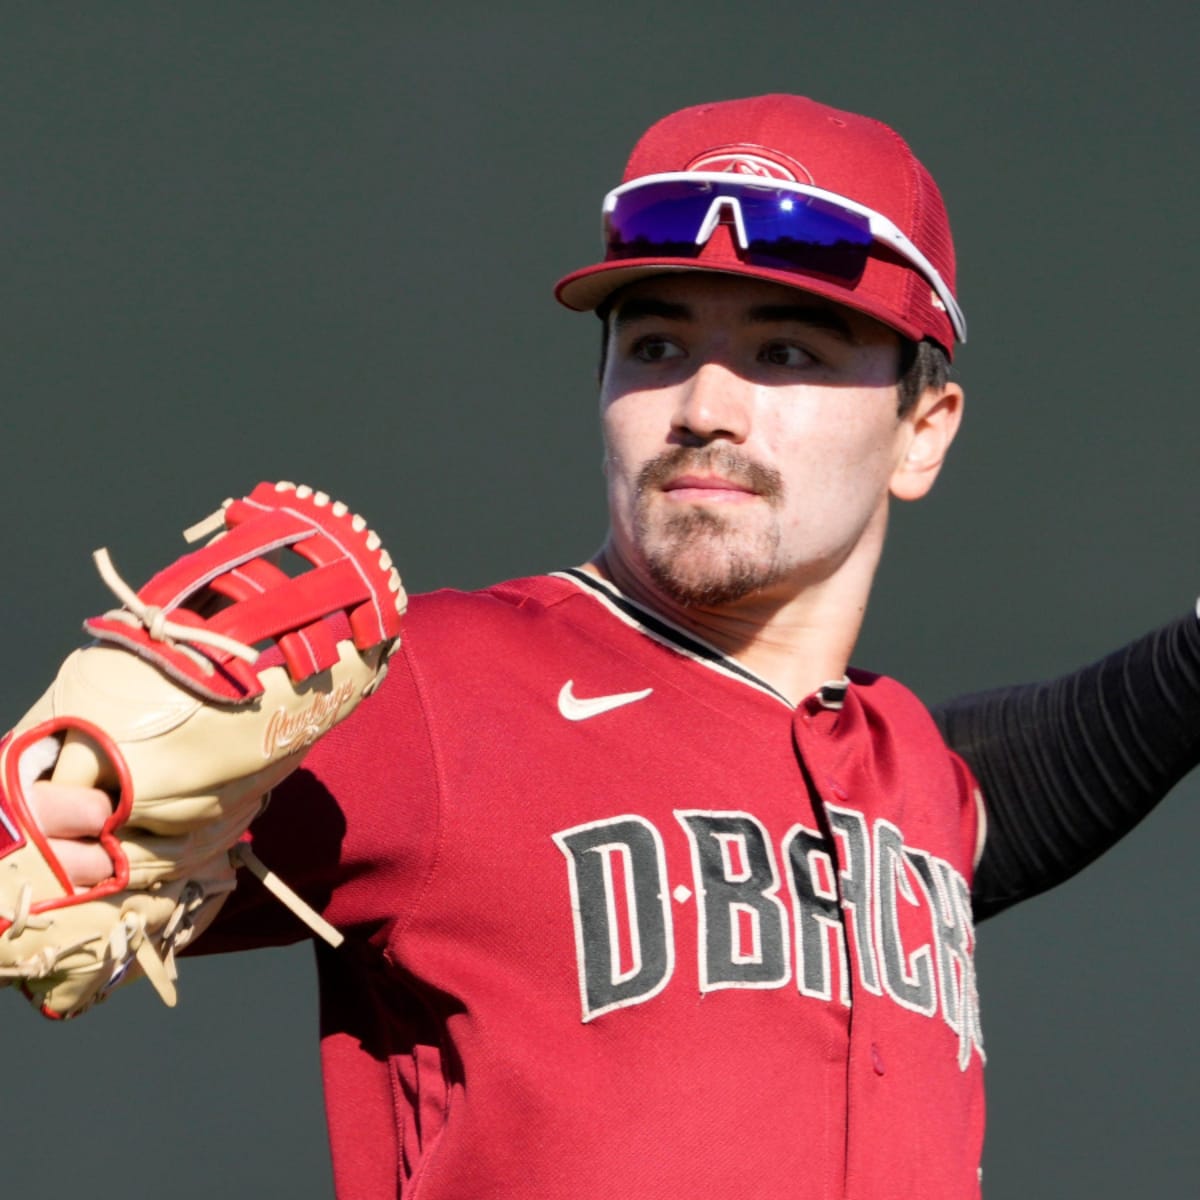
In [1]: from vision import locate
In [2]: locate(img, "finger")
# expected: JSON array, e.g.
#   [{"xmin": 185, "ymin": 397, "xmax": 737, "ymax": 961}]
[
  {"xmin": 28, "ymin": 781, "xmax": 114, "ymax": 838},
  {"xmin": 47, "ymin": 837, "xmax": 115, "ymax": 888},
  {"xmin": 53, "ymin": 728, "xmax": 118, "ymax": 791}
]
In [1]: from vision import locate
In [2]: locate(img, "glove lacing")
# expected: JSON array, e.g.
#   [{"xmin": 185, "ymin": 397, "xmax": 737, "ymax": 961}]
[
  {"xmin": 0, "ymin": 882, "xmax": 51, "ymax": 941},
  {"xmin": 92, "ymin": 548, "xmax": 259, "ymax": 672}
]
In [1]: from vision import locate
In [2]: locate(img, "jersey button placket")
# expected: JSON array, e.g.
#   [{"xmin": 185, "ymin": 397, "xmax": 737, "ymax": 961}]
[{"xmin": 792, "ymin": 701, "xmax": 860, "ymax": 1199}]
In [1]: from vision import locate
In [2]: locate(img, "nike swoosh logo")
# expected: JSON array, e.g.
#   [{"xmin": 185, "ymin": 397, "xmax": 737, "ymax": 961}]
[{"xmin": 557, "ymin": 680, "xmax": 653, "ymax": 721}]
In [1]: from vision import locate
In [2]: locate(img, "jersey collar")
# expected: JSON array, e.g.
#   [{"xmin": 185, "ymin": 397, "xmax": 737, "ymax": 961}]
[{"xmin": 555, "ymin": 568, "xmax": 849, "ymax": 712}]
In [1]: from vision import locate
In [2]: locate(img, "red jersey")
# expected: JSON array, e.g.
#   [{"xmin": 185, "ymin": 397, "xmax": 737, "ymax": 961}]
[{"xmin": 211, "ymin": 571, "xmax": 986, "ymax": 1199}]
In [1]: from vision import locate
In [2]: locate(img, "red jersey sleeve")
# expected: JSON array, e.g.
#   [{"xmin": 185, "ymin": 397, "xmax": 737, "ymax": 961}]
[{"xmin": 197, "ymin": 639, "xmax": 442, "ymax": 955}]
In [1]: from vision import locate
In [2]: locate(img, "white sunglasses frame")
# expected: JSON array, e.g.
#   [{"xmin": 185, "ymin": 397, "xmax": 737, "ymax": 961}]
[{"xmin": 603, "ymin": 172, "xmax": 967, "ymax": 344}]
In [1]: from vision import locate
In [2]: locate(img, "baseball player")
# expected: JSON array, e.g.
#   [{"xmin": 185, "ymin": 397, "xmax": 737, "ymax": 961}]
[{"xmin": 25, "ymin": 94, "xmax": 1200, "ymax": 1197}]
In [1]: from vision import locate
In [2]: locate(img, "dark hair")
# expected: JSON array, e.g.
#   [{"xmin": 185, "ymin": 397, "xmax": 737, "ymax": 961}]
[
  {"xmin": 598, "ymin": 312, "xmax": 951, "ymax": 417},
  {"xmin": 896, "ymin": 338, "xmax": 950, "ymax": 417}
]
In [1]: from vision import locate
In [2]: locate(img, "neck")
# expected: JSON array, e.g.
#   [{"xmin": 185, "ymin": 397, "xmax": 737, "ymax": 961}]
[{"xmin": 584, "ymin": 512, "xmax": 887, "ymax": 706}]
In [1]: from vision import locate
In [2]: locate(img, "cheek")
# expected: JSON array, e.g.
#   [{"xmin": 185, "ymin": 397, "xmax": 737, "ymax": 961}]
[
  {"xmin": 598, "ymin": 403, "xmax": 646, "ymax": 524},
  {"xmin": 779, "ymin": 389, "xmax": 903, "ymax": 473},
  {"xmin": 598, "ymin": 412, "xmax": 626, "ymax": 488},
  {"xmin": 768, "ymin": 395, "xmax": 905, "ymax": 526},
  {"xmin": 600, "ymin": 395, "xmax": 663, "ymax": 479}
]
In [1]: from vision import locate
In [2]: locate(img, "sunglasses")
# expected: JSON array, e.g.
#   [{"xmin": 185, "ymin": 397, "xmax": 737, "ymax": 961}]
[{"xmin": 602, "ymin": 172, "xmax": 966, "ymax": 343}]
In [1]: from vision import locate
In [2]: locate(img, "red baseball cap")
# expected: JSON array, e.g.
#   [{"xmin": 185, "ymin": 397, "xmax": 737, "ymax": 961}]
[{"xmin": 555, "ymin": 94, "xmax": 963, "ymax": 356}]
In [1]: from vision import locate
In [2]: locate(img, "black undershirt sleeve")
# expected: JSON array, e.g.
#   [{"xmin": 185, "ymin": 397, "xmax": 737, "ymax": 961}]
[{"xmin": 931, "ymin": 608, "xmax": 1200, "ymax": 921}]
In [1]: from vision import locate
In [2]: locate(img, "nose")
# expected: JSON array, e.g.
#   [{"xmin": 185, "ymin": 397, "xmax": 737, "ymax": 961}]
[{"xmin": 672, "ymin": 361, "xmax": 752, "ymax": 445}]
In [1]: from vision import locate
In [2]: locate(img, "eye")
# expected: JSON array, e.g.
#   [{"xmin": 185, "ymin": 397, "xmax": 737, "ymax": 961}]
[
  {"xmin": 758, "ymin": 340, "xmax": 815, "ymax": 368},
  {"xmin": 632, "ymin": 335, "xmax": 685, "ymax": 363}
]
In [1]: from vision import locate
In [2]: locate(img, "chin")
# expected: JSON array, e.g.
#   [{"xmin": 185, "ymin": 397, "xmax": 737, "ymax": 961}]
[
  {"xmin": 644, "ymin": 545, "xmax": 781, "ymax": 608},
  {"xmin": 632, "ymin": 505, "xmax": 784, "ymax": 607}
]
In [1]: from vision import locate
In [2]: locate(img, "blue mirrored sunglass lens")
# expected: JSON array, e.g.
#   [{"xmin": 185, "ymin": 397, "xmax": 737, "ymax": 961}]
[
  {"xmin": 605, "ymin": 181, "xmax": 875, "ymax": 284},
  {"xmin": 605, "ymin": 182, "xmax": 717, "ymax": 257},
  {"xmin": 736, "ymin": 190, "xmax": 873, "ymax": 249}
]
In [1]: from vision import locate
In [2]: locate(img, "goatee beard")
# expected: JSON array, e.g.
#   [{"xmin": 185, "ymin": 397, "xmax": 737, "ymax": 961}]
[{"xmin": 633, "ymin": 445, "xmax": 785, "ymax": 607}]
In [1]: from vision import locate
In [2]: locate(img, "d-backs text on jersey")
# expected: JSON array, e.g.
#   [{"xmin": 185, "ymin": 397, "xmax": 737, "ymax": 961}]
[{"xmin": 555, "ymin": 805, "xmax": 984, "ymax": 1070}]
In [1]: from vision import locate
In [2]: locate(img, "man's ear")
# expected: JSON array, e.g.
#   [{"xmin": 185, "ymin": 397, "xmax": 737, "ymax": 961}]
[{"xmin": 889, "ymin": 382, "xmax": 964, "ymax": 502}]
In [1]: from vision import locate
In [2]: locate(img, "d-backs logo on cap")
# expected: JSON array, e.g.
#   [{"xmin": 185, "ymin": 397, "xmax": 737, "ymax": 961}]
[{"xmin": 686, "ymin": 144, "xmax": 814, "ymax": 185}]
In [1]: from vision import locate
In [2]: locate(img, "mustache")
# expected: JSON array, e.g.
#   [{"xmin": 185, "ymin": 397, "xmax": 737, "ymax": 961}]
[{"xmin": 634, "ymin": 445, "xmax": 784, "ymax": 503}]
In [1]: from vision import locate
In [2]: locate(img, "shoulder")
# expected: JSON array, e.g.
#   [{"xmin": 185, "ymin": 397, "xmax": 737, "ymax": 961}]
[
  {"xmin": 846, "ymin": 667, "xmax": 982, "ymax": 868},
  {"xmin": 845, "ymin": 667, "xmax": 943, "ymax": 732},
  {"xmin": 843, "ymin": 668, "xmax": 978, "ymax": 797},
  {"xmin": 406, "ymin": 573, "xmax": 579, "ymax": 626},
  {"xmin": 401, "ymin": 574, "xmax": 606, "ymax": 660}
]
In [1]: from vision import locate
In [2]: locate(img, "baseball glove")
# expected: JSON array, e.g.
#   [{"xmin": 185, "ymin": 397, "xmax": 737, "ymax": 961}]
[{"xmin": 0, "ymin": 481, "xmax": 405, "ymax": 1019}]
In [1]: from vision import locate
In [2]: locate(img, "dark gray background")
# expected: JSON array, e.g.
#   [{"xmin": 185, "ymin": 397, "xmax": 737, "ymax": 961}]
[{"xmin": 5, "ymin": 4, "xmax": 1197, "ymax": 1196}]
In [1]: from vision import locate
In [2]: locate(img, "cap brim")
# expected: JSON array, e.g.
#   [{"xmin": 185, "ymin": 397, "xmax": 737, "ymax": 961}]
[{"xmin": 555, "ymin": 257, "xmax": 935, "ymax": 350}]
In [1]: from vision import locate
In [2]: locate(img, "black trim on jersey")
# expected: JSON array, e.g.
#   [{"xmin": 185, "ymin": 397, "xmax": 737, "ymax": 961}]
[{"xmin": 559, "ymin": 568, "xmax": 798, "ymax": 707}]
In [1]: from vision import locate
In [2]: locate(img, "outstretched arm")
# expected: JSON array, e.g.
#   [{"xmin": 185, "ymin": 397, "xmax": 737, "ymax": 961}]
[{"xmin": 934, "ymin": 607, "xmax": 1200, "ymax": 920}]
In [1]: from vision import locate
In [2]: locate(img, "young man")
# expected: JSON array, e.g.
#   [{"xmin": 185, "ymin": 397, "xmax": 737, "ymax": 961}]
[{"xmin": 28, "ymin": 95, "xmax": 1200, "ymax": 1197}]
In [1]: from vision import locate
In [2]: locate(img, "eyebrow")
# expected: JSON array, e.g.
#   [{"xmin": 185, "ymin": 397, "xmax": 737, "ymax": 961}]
[
  {"xmin": 610, "ymin": 297, "xmax": 691, "ymax": 328},
  {"xmin": 611, "ymin": 296, "xmax": 858, "ymax": 344},
  {"xmin": 748, "ymin": 304, "xmax": 857, "ymax": 344}
]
